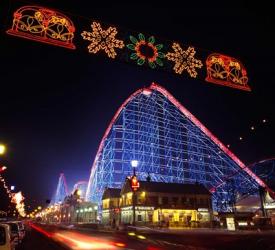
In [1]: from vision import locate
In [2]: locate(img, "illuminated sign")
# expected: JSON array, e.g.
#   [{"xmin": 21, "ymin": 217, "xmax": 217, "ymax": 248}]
[
  {"xmin": 198, "ymin": 208, "xmax": 208, "ymax": 212},
  {"xmin": 238, "ymin": 221, "xmax": 248, "ymax": 226},
  {"xmin": 136, "ymin": 206, "xmax": 154, "ymax": 211},
  {"xmin": 121, "ymin": 206, "xmax": 154, "ymax": 211},
  {"xmin": 226, "ymin": 217, "xmax": 236, "ymax": 231},
  {"xmin": 131, "ymin": 176, "xmax": 140, "ymax": 191}
]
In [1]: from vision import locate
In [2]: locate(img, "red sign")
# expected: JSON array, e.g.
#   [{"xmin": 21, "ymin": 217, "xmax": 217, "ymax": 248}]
[{"xmin": 131, "ymin": 176, "xmax": 140, "ymax": 191}]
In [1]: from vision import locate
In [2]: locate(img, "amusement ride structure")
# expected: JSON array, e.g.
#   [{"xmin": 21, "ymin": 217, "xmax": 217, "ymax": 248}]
[
  {"xmin": 52, "ymin": 173, "xmax": 69, "ymax": 204},
  {"xmin": 85, "ymin": 83, "xmax": 272, "ymax": 211}
]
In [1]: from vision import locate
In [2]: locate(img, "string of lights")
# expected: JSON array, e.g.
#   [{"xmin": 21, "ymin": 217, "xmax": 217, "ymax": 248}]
[
  {"xmin": 0, "ymin": 173, "xmax": 26, "ymax": 217},
  {"xmin": 226, "ymin": 118, "xmax": 269, "ymax": 148}
]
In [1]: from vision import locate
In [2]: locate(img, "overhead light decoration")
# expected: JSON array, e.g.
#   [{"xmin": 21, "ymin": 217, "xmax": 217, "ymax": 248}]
[
  {"xmin": 6, "ymin": 6, "xmax": 76, "ymax": 49},
  {"xmin": 0, "ymin": 175, "xmax": 12, "ymax": 198},
  {"xmin": 81, "ymin": 22, "xmax": 124, "ymax": 58},
  {"xmin": 127, "ymin": 33, "xmax": 164, "ymax": 68},
  {"xmin": 205, "ymin": 54, "xmax": 250, "ymax": 91},
  {"xmin": 166, "ymin": 42, "xmax": 203, "ymax": 77},
  {"xmin": 5, "ymin": 4, "xmax": 252, "ymax": 91},
  {"xmin": 11, "ymin": 192, "xmax": 26, "ymax": 217}
]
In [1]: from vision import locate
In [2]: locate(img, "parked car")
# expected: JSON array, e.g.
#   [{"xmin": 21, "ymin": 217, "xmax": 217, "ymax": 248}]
[
  {"xmin": 2, "ymin": 223, "xmax": 20, "ymax": 246},
  {"xmin": 0, "ymin": 224, "xmax": 15, "ymax": 250},
  {"xmin": 13, "ymin": 221, "xmax": 25, "ymax": 240}
]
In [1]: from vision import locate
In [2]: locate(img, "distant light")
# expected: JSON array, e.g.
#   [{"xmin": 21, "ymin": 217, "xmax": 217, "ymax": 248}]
[
  {"xmin": 0, "ymin": 145, "xmax": 6, "ymax": 155},
  {"xmin": 227, "ymin": 144, "xmax": 230, "ymax": 148},
  {"xmin": 94, "ymin": 205, "xmax": 98, "ymax": 210},
  {"xmin": 131, "ymin": 160, "xmax": 138, "ymax": 167},
  {"xmin": 11, "ymin": 185, "xmax": 15, "ymax": 191},
  {"xmin": 76, "ymin": 189, "xmax": 82, "ymax": 196},
  {"xmin": 115, "ymin": 242, "xmax": 126, "ymax": 247},
  {"xmin": 239, "ymin": 137, "xmax": 243, "ymax": 141},
  {"xmin": 1, "ymin": 166, "xmax": 7, "ymax": 171},
  {"xmin": 251, "ymin": 126, "xmax": 255, "ymax": 130},
  {"xmin": 137, "ymin": 235, "xmax": 146, "ymax": 240},
  {"xmin": 142, "ymin": 89, "xmax": 152, "ymax": 96}
]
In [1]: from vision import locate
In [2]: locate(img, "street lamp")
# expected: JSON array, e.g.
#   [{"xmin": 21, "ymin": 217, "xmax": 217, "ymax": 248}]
[
  {"xmin": 130, "ymin": 160, "xmax": 140, "ymax": 226},
  {"xmin": 131, "ymin": 160, "xmax": 138, "ymax": 173},
  {"xmin": 0, "ymin": 144, "xmax": 6, "ymax": 155}
]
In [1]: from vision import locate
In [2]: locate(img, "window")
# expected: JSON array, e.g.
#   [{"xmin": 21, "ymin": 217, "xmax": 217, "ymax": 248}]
[
  {"xmin": 137, "ymin": 215, "xmax": 142, "ymax": 222},
  {"xmin": 162, "ymin": 197, "xmax": 168, "ymax": 205},
  {"xmin": 148, "ymin": 196, "xmax": 158, "ymax": 205},
  {"xmin": 172, "ymin": 197, "xmax": 178, "ymax": 204},
  {"xmin": 110, "ymin": 200, "xmax": 114, "ymax": 208},
  {"xmin": 0, "ymin": 226, "xmax": 6, "ymax": 245}
]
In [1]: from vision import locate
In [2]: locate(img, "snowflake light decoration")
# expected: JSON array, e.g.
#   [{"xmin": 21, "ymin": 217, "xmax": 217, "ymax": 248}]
[
  {"xmin": 166, "ymin": 42, "xmax": 203, "ymax": 78},
  {"xmin": 81, "ymin": 22, "xmax": 124, "ymax": 59},
  {"xmin": 127, "ymin": 33, "xmax": 165, "ymax": 69}
]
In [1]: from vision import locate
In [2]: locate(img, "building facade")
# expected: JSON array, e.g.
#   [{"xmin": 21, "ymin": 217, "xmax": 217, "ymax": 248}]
[{"xmin": 102, "ymin": 180, "xmax": 212, "ymax": 227}]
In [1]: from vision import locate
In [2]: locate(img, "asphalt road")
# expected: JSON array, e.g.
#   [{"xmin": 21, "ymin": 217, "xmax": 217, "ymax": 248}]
[
  {"xmin": 17, "ymin": 227, "xmax": 66, "ymax": 250},
  {"xmin": 16, "ymin": 223, "xmax": 275, "ymax": 250}
]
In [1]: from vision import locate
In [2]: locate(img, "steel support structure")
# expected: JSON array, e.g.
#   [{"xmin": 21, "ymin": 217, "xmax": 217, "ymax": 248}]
[
  {"xmin": 86, "ymin": 83, "xmax": 269, "ymax": 211},
  {"xmin": 52, "ymin": 173, "xmax": 69, "ymax": 204}
]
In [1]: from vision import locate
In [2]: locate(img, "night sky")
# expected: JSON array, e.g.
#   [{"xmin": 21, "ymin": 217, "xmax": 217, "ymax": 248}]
[{"xmin": 0, "ymin": 0, "xmax": 274, "ymax": 211}]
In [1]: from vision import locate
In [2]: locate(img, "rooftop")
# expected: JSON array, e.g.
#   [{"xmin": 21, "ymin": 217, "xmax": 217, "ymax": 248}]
[
  {"xmin": 122, "ymin": 180, "xmax": 211, "ymax": 195},
  {"xmin": 102, "ymin": 188, "xmax": 121, "ymax": 199}
]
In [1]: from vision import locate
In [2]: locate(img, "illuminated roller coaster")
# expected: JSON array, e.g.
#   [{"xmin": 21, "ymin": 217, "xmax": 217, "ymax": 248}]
[{"xmin": 86, "ymin": 83, "xmax": 271, "ymax": 211}]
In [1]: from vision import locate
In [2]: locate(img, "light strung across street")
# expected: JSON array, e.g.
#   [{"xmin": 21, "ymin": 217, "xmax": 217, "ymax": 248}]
[{"xmin": 5, "ymin": 4, "xmax": 251, "ymax": 92}]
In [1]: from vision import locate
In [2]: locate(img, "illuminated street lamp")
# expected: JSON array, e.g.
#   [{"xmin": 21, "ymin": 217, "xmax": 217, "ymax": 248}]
[
  {"xmin": 131, "ymin": 160, "xmax": 138, "ymax": 175},
  {"xmin": 76, "ymin": 189, "xmax": 82, "ymax": 197},
  {"xmin": 0, "ymin": 144, "xmax": 6, "ymax": 155}
]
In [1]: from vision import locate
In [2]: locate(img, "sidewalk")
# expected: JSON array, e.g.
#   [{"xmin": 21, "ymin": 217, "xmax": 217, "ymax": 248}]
[{"xmin": 125, "ymin": 225, "xmax": 275, "ymax": 235}]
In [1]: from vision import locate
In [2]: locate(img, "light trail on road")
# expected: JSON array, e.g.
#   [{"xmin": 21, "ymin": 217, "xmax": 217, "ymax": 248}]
[{"xmin": 54, "ymin": 231, "xmax": 125, "ymax": 249}]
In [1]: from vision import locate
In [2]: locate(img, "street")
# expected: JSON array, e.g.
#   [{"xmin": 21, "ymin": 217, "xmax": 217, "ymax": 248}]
[{"xmin": 16, "ymin": 223, "xmax": 275, "ymax": 250}]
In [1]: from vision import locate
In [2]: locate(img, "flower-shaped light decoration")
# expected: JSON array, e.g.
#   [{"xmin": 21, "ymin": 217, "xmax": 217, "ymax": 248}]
[
  {"xmin": 81, "ymin": 22, "xmax": 124, "ymax": 59},
  {"xmin": 127, "ymin": 33, "xmax": 165, "ymax": 69},
  {"xmin": 166, "ymin": 42, "xmax": 203, "ymax": 78}
]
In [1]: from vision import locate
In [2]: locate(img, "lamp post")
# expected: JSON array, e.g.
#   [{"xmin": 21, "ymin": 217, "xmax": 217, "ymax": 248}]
[{"xmin": 131, "ymin": 160, "xmax": 139, "ymax": 226}]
